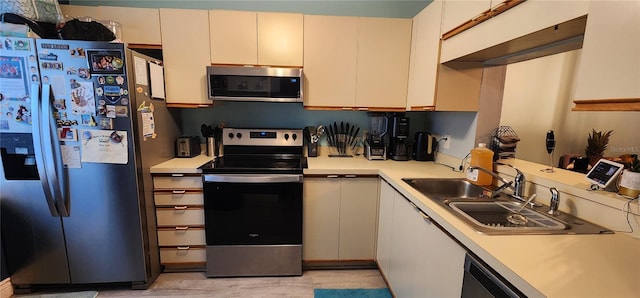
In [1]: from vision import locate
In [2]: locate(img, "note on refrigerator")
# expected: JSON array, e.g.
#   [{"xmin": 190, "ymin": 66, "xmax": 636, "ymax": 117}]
[
  {"xmin": 133, "ymin": 56, "xmax": 148, "ymax": 86},
  {"xmin": 149, "ymin": 62, "xmax": 165, "ymax": 100},
  {"xmin": 61, "ymin": 145, "xmax": 81, "ymax": 168},
  {"xmin": 80, "ymin": 130, "xmax": 128, "ymax": 164}
]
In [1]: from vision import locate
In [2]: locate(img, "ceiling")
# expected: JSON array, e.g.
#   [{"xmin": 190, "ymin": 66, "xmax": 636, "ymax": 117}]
[{"xmin": 66, "ymin": 0, "xmax": 432, "ymax": 18}]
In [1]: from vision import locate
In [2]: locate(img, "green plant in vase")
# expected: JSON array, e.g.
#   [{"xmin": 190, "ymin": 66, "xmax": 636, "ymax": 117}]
[{"xmin": 584, "ymin": 129, "xmax": 614, "ymax": 166}]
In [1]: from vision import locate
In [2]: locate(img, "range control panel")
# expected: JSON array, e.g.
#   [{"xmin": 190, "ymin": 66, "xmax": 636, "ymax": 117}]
[{"xmin": 222, "ymin": 128, "xmax": 303, "ymax": 147}]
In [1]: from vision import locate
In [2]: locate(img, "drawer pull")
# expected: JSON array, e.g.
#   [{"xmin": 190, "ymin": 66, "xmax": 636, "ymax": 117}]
[
  {"xmin": 173, "ymin": 206, "xmax": 188, "ymax": 211},
  {"xmin": 172, "ymin": 190, "xmax": 186, "ymax": 194},
  {"xmin": 175, "ymin": 226, "xmax": 189, "ymax": 231},
  {"xmin": 177, "ymin": 246, "xmax": 190, "ymax": 250},
  {"xmin": 344, "ymin": 174, "xmax": 356, "ymax": 178},
  {"xmin": 326, "ymin": 175, "xmax": 339, "ymax": 178},
  {"xmin": 171, "ymin": 173, "xmax": 185, "ymax": 177}
]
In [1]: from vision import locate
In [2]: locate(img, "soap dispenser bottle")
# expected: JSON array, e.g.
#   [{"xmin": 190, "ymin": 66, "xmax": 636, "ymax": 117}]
[{"xmin": 467, "ymin": 143, "xmax": 494, "ymax": 186}]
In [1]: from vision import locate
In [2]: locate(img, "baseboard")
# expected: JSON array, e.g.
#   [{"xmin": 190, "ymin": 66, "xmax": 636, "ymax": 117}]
[{"xmin": 0, "ymin": 277, "xmax": 13, "ymax": 298}]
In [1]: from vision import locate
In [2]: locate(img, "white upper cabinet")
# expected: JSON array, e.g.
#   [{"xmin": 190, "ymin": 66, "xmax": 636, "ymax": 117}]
[
  {"xmin": 60, "ymin": 5, "xmax": 161, "ymax": 45},
  {"xmin": 209, "ymin": 10, "xmax": 258, "ymax": 65},
  {"xmin": 441, "ymin": 0, "xmax": 588, "ymax": 63},
  {"xmin": 572, "ymin": 0, "xmax": 640, "ymax": 110},
  {"xmin": 303, "ymin": 15, "xmax": 358, "ymax": 107},
  {"xmin": 441, "ymin": 0, "xmax": 492, "ymax": 34},
  {"xmin": 303, "ymin": 15, "xmax": 411, "ymax": 110},
  {"xmin": 160, "ymin": 8, "xmax": 212, "ymax": 106},
  {"xmin": 406, "ymin": 0, "xmax": 443, "ymax": 110},
  {"xmin": 356, "ymin": 17, "xmax": 412, "ymax": 109},
  {"xmin": 208, "ymin": 11, "xmax": 302, "ymax": 66},
  {"xmin": 257, "ymin": 12, "xmax": 304, "ymax": 66}
]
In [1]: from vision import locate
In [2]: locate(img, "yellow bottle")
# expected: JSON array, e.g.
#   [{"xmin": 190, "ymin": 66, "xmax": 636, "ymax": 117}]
[{"xmin": 467, "ymin": 143, "xmax": 494, "ymax": 186}]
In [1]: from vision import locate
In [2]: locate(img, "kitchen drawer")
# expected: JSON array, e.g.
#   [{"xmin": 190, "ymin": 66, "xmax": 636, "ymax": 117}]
[
  {"xmin": 157, "ymin": 227, "xmax": 206, "ymax": 246},
  {"xmin": 156, "ymin": 207, "xmax": 204, "ymax": 227},
  {"xmin": 160, "ymin": 247, "xmax": 206, "ymax": 264},
  {"xmin": 153, "ymin": 175, "xmax": 202, "ymax": 190},
  {"xmin": 154, "ymin": 191, "xmax": 203, "ymax": 206}
]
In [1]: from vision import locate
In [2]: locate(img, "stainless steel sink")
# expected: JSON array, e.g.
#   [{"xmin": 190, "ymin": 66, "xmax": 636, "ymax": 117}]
[
  {"xmin": 402, "ymin": 178, "xmax": 614, "ymax": 235},
  {"xmin": 402, "ymin": 178, "xmax": 488, "ymax": 201},
  {"xmin": 448, "ymin": 201, "xmax": 567, "ymax": 233}
]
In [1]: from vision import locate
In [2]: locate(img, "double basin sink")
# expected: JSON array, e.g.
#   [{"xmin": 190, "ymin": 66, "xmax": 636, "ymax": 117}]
[{"xmin": 402, "ymin": 178, "xmax": 613, "ymax": 235}]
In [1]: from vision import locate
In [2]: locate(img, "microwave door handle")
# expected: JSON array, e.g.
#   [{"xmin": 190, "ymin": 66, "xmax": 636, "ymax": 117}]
[
  {"xmin": 31, "ymin": 83, "xmax": 59, "ymax": 217},
  {"xmin": 41, "ymin": 84, "xmax": 70, "ymax": 217}
]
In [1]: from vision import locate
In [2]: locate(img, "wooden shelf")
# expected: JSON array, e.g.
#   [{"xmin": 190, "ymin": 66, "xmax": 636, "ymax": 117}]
[{"xmin": 572, "ymin": 98, "xmax": 640, "ymax": 111}]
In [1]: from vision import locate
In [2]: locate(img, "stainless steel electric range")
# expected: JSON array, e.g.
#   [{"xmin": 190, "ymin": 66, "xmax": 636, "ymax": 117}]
[{"xmin": 202, "ymin": 128, "xmax": 306, "ymax": 277}]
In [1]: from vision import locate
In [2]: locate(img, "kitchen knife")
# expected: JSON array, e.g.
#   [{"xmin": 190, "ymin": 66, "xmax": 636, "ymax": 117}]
[
  {"xmin": 327, "ymin": 124, "xmax": 335, "ymax": 149},
  {"xmin": 347, "ymin": 124, "xmax": 354, "ymax": 152},
  {"xmin": 350, "ymin": 126, "xmax": 360, "ymax": 148},
  {"xmin": 333, "ymin": 121, "xmax": 340, "ymax": 154},
  {"xmin": 345, "ymin": 122, "xmax": 350, "ymax": 154}
]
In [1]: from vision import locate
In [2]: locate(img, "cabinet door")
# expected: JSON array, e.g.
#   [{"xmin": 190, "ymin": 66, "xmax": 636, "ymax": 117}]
[
  {"xmin": 159, "ymin": 8, "xmax": 212, "ymax": 106},
  {"xmin": 257, "ymin": 12, "xmax": 303, "ymax": 67},
  {"xmin": 573, "ymin": 0, "xmax": 640, "ymax": 107},
  {"xmin": 441, "ymin": 0, "xmax": 588, "ymax": 63},
  {"xmin": 97, "ymin": 6, "xmax": 161, "ymax": 45},
  {"xmin": 303, "ymin": 178, "xmax": 341, "ymax": 260},
  {"xmin": 388, "ymin": 190, "xmax": 419, "ymax": 298},
  {"xmin": 356, "ymin": 17, "xmax": 412, "ymax": 109},
  {"xmin": 441, "ymin": 0, "xmax": 492, "ymax": 34},
  {"xmin": 60, "ymin": 5, "xmax": 102, "ymax": 20},
  {"xmin": 406, "ymin": 1, "xmax": 443, "ymax": 110},
  {"xmin": 376, "ymin": 181, "xmax": 395, "ymax": 276},
  {"xmin": 209, "ymin": 10, "xmax": 257, "ymax": 65},
  {"xmin": 339, "ymin": 177, "xmax": 379, "ymax": 260},
  {"xmin": 303, "ymin": 15, "xmax": 358, "ymax": 108}
]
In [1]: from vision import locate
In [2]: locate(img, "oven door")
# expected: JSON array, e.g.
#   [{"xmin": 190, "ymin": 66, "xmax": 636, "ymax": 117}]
[{"xmin": 203, "ymin": 174, "xmax": 303, "ymax": 246}]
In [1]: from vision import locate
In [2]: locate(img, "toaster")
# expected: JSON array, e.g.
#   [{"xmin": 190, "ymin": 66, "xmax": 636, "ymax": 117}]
[{"xmin": 176, "ymin": 136, "xmax": 201, "ymax": 158}]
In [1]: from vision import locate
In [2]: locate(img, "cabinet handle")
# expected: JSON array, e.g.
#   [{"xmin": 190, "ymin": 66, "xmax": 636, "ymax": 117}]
[
  {"xmin": 177, "ymin": 246, "xmax": 190, "ymax": 250},
  {"xmin": 173, "ymin": 206, "xmax": 188, "ymax": 211},
  {"xmin": 419, "ymin": 211, "xmax": 432, "ymax": 223},
  {"xmin": 171, "ymin": 173, "xmax": 185, "ymax": 177},
  {"xmin": 326, "ymin": 175, "xmax": 339, "ymax": 178},
  {"xmin": 344, "ymin": 175, "xmax": 356, "ymax": 178},
  {"xmin": 175, "ymin": 226, "xmax": 189, "ymax": 231},
  {"xmin": 172, "ymin": 190, "xmax": 186, "ymax": 194}
]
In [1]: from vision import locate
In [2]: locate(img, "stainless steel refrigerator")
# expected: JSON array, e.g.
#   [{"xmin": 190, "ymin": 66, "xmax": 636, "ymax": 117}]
[{"xmin": 0, "ymin": 37, "xmax": 180, "ymax": 291}]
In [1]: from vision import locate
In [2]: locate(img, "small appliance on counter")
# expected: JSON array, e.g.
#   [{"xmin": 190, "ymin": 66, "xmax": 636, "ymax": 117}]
[
  {"xmin": 176, "ymin": 136, "xmax": 201, "ymax": 158},
  {"xmin": 388, "ymin": 114, "xmax": 410, "ymax": 161},
  {"xmin": 365, "ymin": 136, "xmax": 387, "ymax": 160},
  {"xmin": 413, "ymin": 132, "xmax": 436, "ymax": 161},
  {"xmin": 365, "ymin": 113, "xmax": 388, "ymax": 160}
]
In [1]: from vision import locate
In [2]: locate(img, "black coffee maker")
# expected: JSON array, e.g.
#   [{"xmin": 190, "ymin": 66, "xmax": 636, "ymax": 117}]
[{"xmin": 388, "ymin": 115, "xmax": 410, "ymax": 161}]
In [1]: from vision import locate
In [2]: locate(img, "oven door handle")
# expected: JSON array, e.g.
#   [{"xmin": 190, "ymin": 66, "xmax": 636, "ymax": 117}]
[{"xmin": 204, "ymin": 174, "xmax": 303, "ymax": 183}]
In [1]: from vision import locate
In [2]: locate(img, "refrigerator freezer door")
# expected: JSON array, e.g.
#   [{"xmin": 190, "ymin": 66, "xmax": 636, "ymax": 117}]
[{"xmin": 0, "ymin": 37, "xmax": 72, "ymax": 285}]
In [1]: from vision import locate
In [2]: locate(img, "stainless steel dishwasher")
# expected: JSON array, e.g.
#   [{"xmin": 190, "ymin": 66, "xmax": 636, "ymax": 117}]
[{"xmin": 461, "ymin": 254, "xmax": 526, "ymax": 298}]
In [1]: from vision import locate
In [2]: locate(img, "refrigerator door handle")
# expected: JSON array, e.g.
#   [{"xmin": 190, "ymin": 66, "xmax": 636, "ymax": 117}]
[
  {"xmin": 31, "ymin": 83, "xmax": 59, "ymax": 217},
  {"xmin": 42, "ymin": 84, "xmax": 70, "ymax": 217}
]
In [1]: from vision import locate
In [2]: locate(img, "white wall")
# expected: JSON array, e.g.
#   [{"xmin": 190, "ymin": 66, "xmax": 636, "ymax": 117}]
[{"xmin": 500, "ymin": 50, "xmax": 640, "ymax": 166}]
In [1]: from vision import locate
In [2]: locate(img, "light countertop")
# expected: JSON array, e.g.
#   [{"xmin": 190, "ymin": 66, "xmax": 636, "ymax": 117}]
[
  {"xmin": 149, "ymin": 155, "xmax": 214, "ymax": 174},
  {"xmin": 150, "ymin": 154, "xmax": 640, "ymax": 297}
]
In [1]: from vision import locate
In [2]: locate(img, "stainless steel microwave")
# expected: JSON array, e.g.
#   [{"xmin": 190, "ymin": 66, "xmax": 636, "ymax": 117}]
[{"xmin": 206, "ymin": 66, "xmax": 303, "ymax": 102}]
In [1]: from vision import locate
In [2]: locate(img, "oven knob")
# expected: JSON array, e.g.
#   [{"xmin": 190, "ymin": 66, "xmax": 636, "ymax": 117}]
[
  {"xmin": 236, "ymin": 133, "xmax": 243, "ymax": 139},
  {"xmin": 284, "ymin": 133, "xmax": 289, "ymax": 140},
  {"xmin": 228, "ymin": 133, "xmax": 234, "ymax": 139},
  {"xmin": 292, "ymin": 133, "xmax": 297, "ymax": 141}
]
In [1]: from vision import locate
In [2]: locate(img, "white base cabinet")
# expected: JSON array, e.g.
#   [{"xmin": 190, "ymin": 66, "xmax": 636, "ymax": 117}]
[
  {"xmin": 153, "ymin": 173, "xmax": 206, "ymax": 268},
  {"xmin": 303, "ymin": 176, "xmax": 379, "ymax": 261},
  {"xmin": 378, "ymin": 180, "xmax": 466, "ymax": 297}
]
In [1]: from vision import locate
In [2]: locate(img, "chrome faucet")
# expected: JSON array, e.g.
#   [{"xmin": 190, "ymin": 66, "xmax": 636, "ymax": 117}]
[{"xmin": 468, "ymin": 162, "xmax": 534, "ymax": 206}]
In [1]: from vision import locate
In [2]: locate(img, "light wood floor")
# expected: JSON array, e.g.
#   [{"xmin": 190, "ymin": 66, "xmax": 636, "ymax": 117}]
[{"xmin": 98, "ymin": 269, "xmax": 387, "ymax": 297}]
